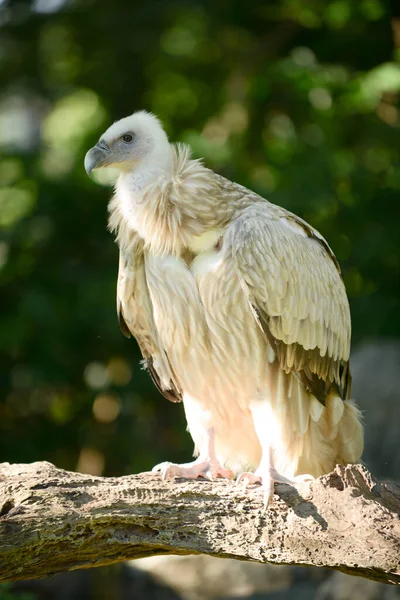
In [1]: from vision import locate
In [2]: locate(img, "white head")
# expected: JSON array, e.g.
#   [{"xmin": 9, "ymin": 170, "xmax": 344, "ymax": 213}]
[{"xmin": 84, "ymin": 111, "xmax": 171, "ymax": 176}]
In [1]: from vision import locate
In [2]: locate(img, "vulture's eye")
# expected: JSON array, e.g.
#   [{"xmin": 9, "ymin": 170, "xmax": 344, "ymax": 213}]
[{"xmin": 122, "ymin": 133, "xmax": 134, "ymax": 143}]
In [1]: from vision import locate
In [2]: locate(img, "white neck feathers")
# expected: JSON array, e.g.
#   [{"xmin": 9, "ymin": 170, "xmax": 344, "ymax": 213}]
[
  {"xmin": 120, "ymin": 141, "xmax": 173, "ymax": 192},
  {"xmin": 109, "ymin": 144, "xmax": 228, "ymax": 256}
]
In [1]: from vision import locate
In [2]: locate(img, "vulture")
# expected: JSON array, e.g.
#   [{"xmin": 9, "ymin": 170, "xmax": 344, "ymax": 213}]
[{"xmin": 85, "ymin": 111, "xmax": 363, "ymax": 505}]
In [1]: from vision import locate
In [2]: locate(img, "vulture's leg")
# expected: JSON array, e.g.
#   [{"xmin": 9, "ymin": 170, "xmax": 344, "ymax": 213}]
[
  {"xmin": 152, "ymin": 428, "xmax": 233, "ymax": 481},
  {"xmin": 237, "ymin": 400, "xmax": 313, "ymax": 509},
  {"xmin": 237, "ymin": 446, "xmax": 276, "ymax": 509}
]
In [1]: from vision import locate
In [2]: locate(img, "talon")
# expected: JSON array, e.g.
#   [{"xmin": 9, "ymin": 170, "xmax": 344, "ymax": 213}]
[
  {"xmin": 214, "ymin": 466, "xmax": 234, "ymax": 480},
  {"xmin": 237, "ymin": 471, "xmax": 275, "ymax": 510},
  {"xmin": 152, "ymin": 462, "xmax": 174, "ymax": 480},
  {"xmin": 237, "ymin": 472, "xmax": 262, "ymax": 487}
]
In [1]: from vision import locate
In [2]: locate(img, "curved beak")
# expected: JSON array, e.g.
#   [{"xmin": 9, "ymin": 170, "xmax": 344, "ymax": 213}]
[{"xmin": 84, "ymin": 140, "xmax": 110, "ymax": 177}]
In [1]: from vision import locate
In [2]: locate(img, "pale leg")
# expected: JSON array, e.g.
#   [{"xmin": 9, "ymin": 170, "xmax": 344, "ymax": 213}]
[
  {"xmin": 237, "ymin": 400, "xmax": 313, "ymax": 508},
  {"xmin": 152, "ymin": 427, "xmax": 233, "ymax": 480}
]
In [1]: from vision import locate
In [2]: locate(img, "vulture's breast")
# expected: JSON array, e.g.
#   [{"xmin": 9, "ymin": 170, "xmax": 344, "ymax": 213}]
[{"xmin": 144, "ymin": 237, "xmax": 268, "ymax": 405}]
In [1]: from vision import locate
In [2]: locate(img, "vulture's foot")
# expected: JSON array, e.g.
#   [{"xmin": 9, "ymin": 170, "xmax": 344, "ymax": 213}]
[
  {"xmin": 152, "ymin": 460, "xmax": 233, "ymax": 481},
  {"xmin": 236, "ymin": 472, "xmax": 263, "ymax": 486},
  {"xmin": 237, "ymin": 469, "xmax": 314, "ymax": 509},
  {"xmin": 237, "ymin": 471, "xmax": 274, "ymax": 509}
]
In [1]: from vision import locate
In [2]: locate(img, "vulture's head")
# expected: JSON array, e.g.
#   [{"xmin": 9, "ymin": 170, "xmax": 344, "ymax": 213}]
[{"xmin": 84, "ymin": 111, "xmax": 170, "ymax": 177}]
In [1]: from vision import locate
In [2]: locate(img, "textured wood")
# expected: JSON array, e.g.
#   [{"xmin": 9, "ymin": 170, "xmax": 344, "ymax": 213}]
[{"xmin": 0, "ymin": 462, "xmax": 399, "ymax": 585}]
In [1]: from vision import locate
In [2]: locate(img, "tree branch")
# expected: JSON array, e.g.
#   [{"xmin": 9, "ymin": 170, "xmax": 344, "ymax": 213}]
[{"xmin": 0, "ymin": 462, "xmax": 399, "ymax": 585}]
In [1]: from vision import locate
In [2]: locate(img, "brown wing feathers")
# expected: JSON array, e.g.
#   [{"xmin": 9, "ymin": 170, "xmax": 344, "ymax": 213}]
[{"xmin": 231, "ymin": 204, "xmax": 352, "ymax": 406}]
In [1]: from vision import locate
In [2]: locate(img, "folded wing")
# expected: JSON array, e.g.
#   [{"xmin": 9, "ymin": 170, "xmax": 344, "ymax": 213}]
[
  {"xmin": 227, "ymin": 202, "xmax": 351, "ymax": 405},
  {"xmin": 117, "ymin": 242, "xmax": 182, "ymax": 403}
]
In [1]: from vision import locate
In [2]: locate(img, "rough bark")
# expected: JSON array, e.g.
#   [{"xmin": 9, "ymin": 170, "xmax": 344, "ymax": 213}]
[{"xmin": 0, "ymin": 461, "xmax": 399, "ymax": 585}]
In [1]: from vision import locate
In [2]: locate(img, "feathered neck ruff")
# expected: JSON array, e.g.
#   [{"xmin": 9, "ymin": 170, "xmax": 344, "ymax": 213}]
[{"xmin": 108, "ymin": 143, "xmax": 244, "ymax": 257}]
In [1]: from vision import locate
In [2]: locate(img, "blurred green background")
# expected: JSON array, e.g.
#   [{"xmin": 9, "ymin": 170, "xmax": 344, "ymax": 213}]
[
  {"xmin": 1, "ymin": 0, "xmax": 400, "ymax": 520},
  {"xmin": 1, "ymin": 0, "xmax": 400, "ymax": 598}
]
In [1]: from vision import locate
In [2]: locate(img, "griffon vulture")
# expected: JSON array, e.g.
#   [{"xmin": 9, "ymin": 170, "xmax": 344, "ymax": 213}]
[{"xmin": 85, "ymin": 111, "xmax": 363, "ymax": 505}]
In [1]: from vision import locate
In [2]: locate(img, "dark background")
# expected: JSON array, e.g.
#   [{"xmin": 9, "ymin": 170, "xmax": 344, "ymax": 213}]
[{"xmin": 1, "ymin": 0, "xmax": 399, "ymax": 598}]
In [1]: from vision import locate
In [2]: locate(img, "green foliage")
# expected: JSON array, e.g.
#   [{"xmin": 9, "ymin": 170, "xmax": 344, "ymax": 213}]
[
  {"xmin": 0, "ymin": 584, "xmax": 36, "ymax": 600},
  {"xmin": 0, "ymin": 0, "xmax": 399, "ymax": 476}
]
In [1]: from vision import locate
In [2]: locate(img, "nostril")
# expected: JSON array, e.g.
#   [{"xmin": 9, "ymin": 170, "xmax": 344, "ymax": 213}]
[{"xmin": 97, "ymin": 139, "xmax": 109, "ymax": 151}]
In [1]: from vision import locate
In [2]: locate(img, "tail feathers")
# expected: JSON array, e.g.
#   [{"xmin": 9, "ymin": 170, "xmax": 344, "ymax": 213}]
[
  {"xmin": 272, "ymin": 372, "xmax": 363, "ymax": 478},
  {"xmin": 323, "ymin": 392, "xmax": 345, "ymax": 440},
  {"xmin": 295, "ymin": 395, "xmax": 363, "ymax": 478},
  {"xmin": 310, "ymin": 396, "xmax": 324, "ymax": 422},
  {"xmin": 336, "ymin": 400, "xmax": 364, "ymax": 464},
  {"xmin": 296, "ymin": 421, "xmax": 335, "ymax": 476},
  {"xmin": 289, "ymin": 376, "xmax": 311, "ymax": 437}
]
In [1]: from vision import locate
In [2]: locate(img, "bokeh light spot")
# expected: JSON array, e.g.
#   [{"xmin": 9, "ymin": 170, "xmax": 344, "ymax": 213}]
[
  {"xmin": 291, "ymin": 46, "xmax": 316, "ymax": 68},
  {"xmin": 325, "ymin": 0, "xmax": 351, "ymax": 29},
  {"xmin": 106, "ymin": 357, "xmax": 132, "ymax": 386},
  {"xmin": 84, "ymin": 362, "xmax": 110, "ymax": 390},
  {"xmin": 309, "ymin": 88, "xmax": 332, "ymax": 110},
  {"xmin": 41, "ymin": 89, "xmax": 105, "ymax": 178},
  {"xmin": 93, "ymin": 393, "xmax": 120, "ymax": 424},
  {"xmin": 50, "ymin": 394, "xmax": 72, "ymax": 424},
  {"xmin": 251, "ymin": 166, "xmax": 277, "ymax": 192},
  {"xmin": 268, "ymin": 114, "xmax": 296, "ymax": 142},
  {"xmin": 0, "ymin": 95, "xmax": 42, "ymax": 150},
  {"xmin": 76, "ymin": 447, "xmax": 105, "ymax": 476},
  {"xmin": 33, "ymin": 0, "xmax": 68, "ymax": 14},
  {"xmin": 161, "ymin": 27, "xmax": 197, "ymax": 56},
  {"xmin": 0, "ymin": 185, "xmax": 36, "ymax": 228}
]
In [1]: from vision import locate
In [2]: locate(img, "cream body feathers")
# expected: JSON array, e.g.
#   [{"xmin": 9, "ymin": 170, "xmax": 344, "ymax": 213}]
[{"xmin": 103, "ymin": 111, "xmax": 363, "ymax": 478}]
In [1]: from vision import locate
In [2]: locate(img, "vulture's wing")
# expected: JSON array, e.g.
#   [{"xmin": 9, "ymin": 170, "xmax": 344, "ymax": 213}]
[
  {"xmin": 228, "ymin": 202, "xmax": 351, "ymax": 405},
  {"xmin": 117, "ymin": 247, "xmax": 182, "ymax": 403}
]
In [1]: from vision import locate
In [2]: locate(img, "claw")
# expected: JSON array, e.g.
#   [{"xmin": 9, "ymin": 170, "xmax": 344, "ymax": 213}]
[
  {"xmin": 152, "ymin": 462, "xmax": 178, "ymax": 480},
  {"xmin": 236, "ymin": 468, "xmax": 313, "ymax": 510},
  {"xmin": 236, "ymin": 472, "xmax": 274, "ymax": 512},
  {"xmin": 236, "ymin": 472, "xmax": 262, "ymax": 487},
  {"xmin": 237, "ymin": 471, "xmax": 274, "ymax": 510}
]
